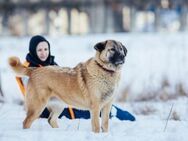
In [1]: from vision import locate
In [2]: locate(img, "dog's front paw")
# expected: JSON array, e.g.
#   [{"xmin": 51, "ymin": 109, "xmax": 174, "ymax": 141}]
[
  {"xmin": 92, "ymin": 126, "xmax": 100, "ymax": 133},
  {"xmin": 101, "ymin": 126, "xmax": 108, "ymax": 133}
]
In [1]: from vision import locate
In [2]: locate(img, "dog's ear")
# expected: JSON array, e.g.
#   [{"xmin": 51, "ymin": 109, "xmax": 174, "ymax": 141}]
[
  {"xmin": 94, "ymin": 41, "xmax": 107, "ymax": 52},
  {"xmin": 121, "ymin": 44, "xmax": 127, "ymax": 56}
]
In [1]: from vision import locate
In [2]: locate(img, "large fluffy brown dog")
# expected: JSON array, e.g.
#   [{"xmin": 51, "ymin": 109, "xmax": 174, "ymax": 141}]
[{"xmin": 9, "ymin": 40, "xmax": 127, "ymax": 133}]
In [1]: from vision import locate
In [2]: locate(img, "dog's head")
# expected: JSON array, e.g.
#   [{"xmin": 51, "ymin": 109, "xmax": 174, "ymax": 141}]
[{"xmin": 94, "ymin": 40, "xmax": 127, "ymax": 70}]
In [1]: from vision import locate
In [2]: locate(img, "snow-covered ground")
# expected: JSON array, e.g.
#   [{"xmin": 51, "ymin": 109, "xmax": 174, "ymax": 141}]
[
  {"xmin": 0, "ymin": 33, "xmax": 188, "ymax": 140},
  {"xmin": 0, "ymin": 100, "xmax": 188, "ymax": 141}
]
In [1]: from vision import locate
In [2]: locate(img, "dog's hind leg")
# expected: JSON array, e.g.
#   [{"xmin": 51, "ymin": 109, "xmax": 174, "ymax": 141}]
[
  {"xmin": 23, "ymin": 90, "xmax": 49, "ymax": 129},
  {"xmin": 23, "ymin": 104, "xmax": 46, "ymax": 129},
  {"xmin": 23, "ymin": 109, "xmax": 41, "ymax": 129},
  {"xmin": 47, "ymin": 110, "xmax": 61, "ymax": 128},
  {"xmin": 47, "ymin": 99, "xmax": 65, "ymax": 128}
]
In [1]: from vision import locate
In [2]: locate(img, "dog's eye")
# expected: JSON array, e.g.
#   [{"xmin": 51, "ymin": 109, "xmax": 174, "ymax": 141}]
[{"xmin": 110, "ymin": 48, "xmax": 115, "ymax": 52}]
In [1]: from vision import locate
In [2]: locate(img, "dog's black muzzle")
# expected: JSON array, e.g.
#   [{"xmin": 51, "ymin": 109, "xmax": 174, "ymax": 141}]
[{"xmin": 110, "ymin": 52, "xmax": 125, "ymax": 66}]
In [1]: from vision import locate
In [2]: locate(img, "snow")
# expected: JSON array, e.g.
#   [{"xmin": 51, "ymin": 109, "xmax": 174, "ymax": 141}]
[
  {"xmin": 0, "ymin": 33, "xmax": 188, "ymax": 140},
  {"xmin": 0, "ymin": 102, "xmax": 187, "ymax": 141}
]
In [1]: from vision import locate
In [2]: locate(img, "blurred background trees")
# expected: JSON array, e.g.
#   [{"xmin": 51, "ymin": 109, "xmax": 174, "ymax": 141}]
[{"xmin": 0, "ymin": 0, "xmax": 188, "ymax": 36}]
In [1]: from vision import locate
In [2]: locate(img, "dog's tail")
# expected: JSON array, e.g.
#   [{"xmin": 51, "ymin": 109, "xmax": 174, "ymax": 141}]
[{"xmin": 8, "ymin": 56, "xmax": 32, "ymax": 77}]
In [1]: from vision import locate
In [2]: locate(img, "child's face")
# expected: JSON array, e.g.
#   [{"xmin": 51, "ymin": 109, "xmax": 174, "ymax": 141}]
[{"xmin": 36, "ymin": 41, "xmax": 49, "ymax": 62}]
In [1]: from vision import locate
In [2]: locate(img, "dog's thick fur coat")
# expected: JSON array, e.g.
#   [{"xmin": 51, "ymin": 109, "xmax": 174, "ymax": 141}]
[{"xmin": 9, "ymin": 40, "xmax": 127, "ymax": 132}]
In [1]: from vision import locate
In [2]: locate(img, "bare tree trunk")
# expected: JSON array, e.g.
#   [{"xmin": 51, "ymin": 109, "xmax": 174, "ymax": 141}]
[
  {"xmin": 179, "ymin": 6, "xmax": 187, "ymax": 31},
  {"xmin": 0, "ymin": 72, "xmax": 4, "ymax": 103},
  {"xmin": 23, "ymin": 9, "xmax": 29, "ymax": 36},
  {"xmin": 44, "ymin": 8, "xmax": 50, "ymax": 35},
  {"xmin": 130, "ymin": 6, "xmax": 136, "ymax": 32},
  {"xmin": 67, "ymin": 8, "xmax": 71, "ymax": 35},
  {"xmin": 154, "ymin": 7, "xmax": 160, "ymax": 32}
]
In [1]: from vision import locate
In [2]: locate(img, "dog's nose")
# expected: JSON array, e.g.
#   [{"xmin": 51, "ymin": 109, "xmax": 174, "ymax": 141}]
[{"xmin": 119, "ymin": 54, "xmax": 125, "ymax": 60}]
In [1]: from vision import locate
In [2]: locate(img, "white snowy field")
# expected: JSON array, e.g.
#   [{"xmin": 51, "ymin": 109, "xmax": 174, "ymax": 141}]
[
  {"xmin": 0, "ymin": 33, "xmax": 188, "ymax": 140},
  {"xmin": 0, "ymin": 100, "xmax": 188, "ymax": 141}
]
